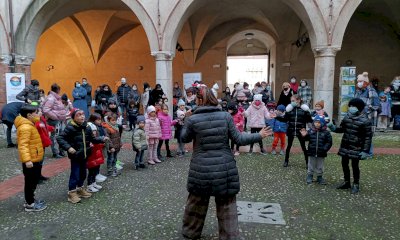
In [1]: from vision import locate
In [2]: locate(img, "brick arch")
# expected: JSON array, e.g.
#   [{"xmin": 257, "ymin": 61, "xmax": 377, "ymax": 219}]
[{"xmin": 14, "ymin": 0, "xmax": 158, "ymax": 59}]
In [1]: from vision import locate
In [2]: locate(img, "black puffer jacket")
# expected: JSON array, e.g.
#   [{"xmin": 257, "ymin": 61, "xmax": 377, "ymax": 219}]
[
  {"xmin": 277, "ymin": 105, "xmax": 312, "ymax": 136},
  {"xmin": 57, "ymin": 121, "xmax": 104, "ymax": 161},
  {"xmin": 117, "ymin": 84, "xmax": 131, "ymax": 105},
  {"xmin": 333, "ymin": 113, "xmax": 372, "ymax": 159},
  {"xmin": 304, "ymin": 128, "xmax": 332, "ymax": 157},
  {"xmin": 181, "ymin": 106, "xmax": 262, "ymax": 196},
  {"xmin": 16, "ymin": 85, "xmax": 40, "ymax": 103}
]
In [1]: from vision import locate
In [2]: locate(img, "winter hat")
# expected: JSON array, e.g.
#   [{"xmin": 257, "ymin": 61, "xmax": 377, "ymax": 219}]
[
  {"xmin": 277, "ymin": 104, "xmax": 286, "ymax": 112},
  {"xmin": 253, "ymin": 94, "xmax": 262, "ymax": 101},
  {"xmin": 315, "ymin": 100, "xmax": 325, "ymax": 109},
  {"xmin": 71, "ymin": 108, "xmax": 83, "ymax": 120},
  {"xmin": 227, "ymin": 102, "xmax": 238, "ymax": 111},
  {"xmin": 357, "ymin": 72, "xmax": 369, "ymax": 83},
  {"xmin": 147, "ymin": 105, "xmax": 156, "ymax": 114},
  {"xmin": 137, "ymin": 115, "xmax": 145, "ymax": 123},
  {"xmin": 313, "ymin": 115, "xmax": 326, "ymax": 127},
  {"xmin": 348, "ymin": 98, "xmax": 365, "ymax": 112},
  {"xmin": 178, "ymin": 99, "xmax": 185, "ymax": 106}
]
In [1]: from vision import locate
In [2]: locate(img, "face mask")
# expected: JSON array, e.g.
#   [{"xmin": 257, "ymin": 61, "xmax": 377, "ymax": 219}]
[
  {"xmin": 284, "ymin": 88, "xmax": 289, "ymax": 91},
  {"xmin": 76, "ymin": 84, "xmax": 81, "ymax": 88},
  {"xmin": 254, "ymin": 101, "xmax": 261, "ymax": 106},
  {"xmin": 82, "ymin": 82, "xmax": 87, "ymax": 85},
  {"xmin": 301, "ymin": 83, "xmax": 306, "ymax": 87},
  {"xmin": 291, "ymin": 78, "xmax": 296, "ymax": 83},
  {"xmin": 266, "ymin": 86, "xmax": 271, "ymax": 91},
  {"xmin": 291, "ymin": 101, "xmax": 298, "ymax": 107},
  {"xmin": 132, "ymin": 87, "xmax": 137, "ymax": 91},
  {"xmin": 348, "ymin": 106, "xmax": 359, "ymax": 115},
  {"xmin": 121, "ymin": 81, "xmax": 126, "ymax": 85},
  {"xmin": 357, "ymin": 82, "xmax": 364, "ymax": 88}
]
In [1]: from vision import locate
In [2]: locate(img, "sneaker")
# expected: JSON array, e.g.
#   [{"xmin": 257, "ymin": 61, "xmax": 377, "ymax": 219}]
[
  {"xmin": 271, "ymin": 150, "xmax": 276, "ymax": 155},
  {"xmin": 93, "ymin": 182, "xmax": 102, "ymax": 190},
  {"xmin": 23, "ymin": 199, "xmax": 45, "ymax": 208},
  {"xmin": 234, "ymin": 151, "xmax": 240, "ymax": 156},
  {"xmin": 7, "ymin": 143, "xmax": 16, "ymax": 148},
  {"xmin": 249, "ymin": 148, "xmax": 253, "ymax": 154},
  {"xmin": 117, "ymin": 160, "xmax": 125, "ymax": 166},
  {"xmin": 87, "ymin": 184, "xmax": 99, "ymax": 193},
  {"xmin": 25, "ymin": 202, "xmax": 47, "ymax": 212},
  {"xmin": 154, "ymin": 159, "xmax": 162, "ymax": 163},
  {"xmin": 52, "ymin": 154, "xmax": 64, "ymax": 159},
  {"xmin": 111, "ymin": 171, "xmax": 118, "ymax": 177},
  {"xmin": 280, "ymin": 150, "xmax": 285, "ymax": 155},
  {"xmin": 260, "ymin": 149, "xmax": 268, "ymax": 155},
  {"xmin": 148, "ymin": 160, "xmax": 155, "ymax": 165},
  {"xmin": 95, "ymin": 174, "xmax": 107, "ymax": 183},
  {"xmin": 317, "ymin": 176, "xmax": 327, "ymax": 185},
  {"xmin": 306, "ymin": 174, "xmax": 313, "ymax": 184},
  {"xmin": 351, "ymin": 184, "xmax": 360, "ymax": 194},
  {"xmin": 176, "ymin": 151, "xmax": 183, "ymax": 156},
  {"xmin": 116, "ymin": 163, "xmax": 123, "ymax": 171},
  {"xmin": 185, "ymin": 149, "xmax": 189, "ymax": 153},
  {"xmin": 283, "ymin": 161, "xmax": 289, "ymax": 167}
]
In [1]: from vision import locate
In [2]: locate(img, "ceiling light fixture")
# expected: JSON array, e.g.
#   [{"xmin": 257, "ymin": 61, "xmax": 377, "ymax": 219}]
[
  {"xmin": 246, "ymin": 43, "xmax": 254, "ymax": 48},
  {"xmin": 245, "ymin": 33, "xmax": 254, "ymax": 40}
]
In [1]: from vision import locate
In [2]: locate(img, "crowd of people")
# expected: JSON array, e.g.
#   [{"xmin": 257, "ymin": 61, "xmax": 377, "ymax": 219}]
[{"xmin": 0, "ymin": 73, "xmax": 399, "ymax": 239}]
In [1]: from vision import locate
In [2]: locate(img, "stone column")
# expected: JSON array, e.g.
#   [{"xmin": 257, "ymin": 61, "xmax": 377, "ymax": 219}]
[
  {"xmin": 0, "ymin": 55, "xmax": 11, "ymax": 106},
  {"xmin": 312, "ymin": 47, "xmax": 340, "ymax": 119},
  {"xmin": 151, "ymin": 51, "xmax": 175, "ymax": 115}
]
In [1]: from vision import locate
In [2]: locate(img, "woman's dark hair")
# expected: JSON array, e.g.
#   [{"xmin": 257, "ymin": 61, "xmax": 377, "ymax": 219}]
[
  {"xmin": 102, "ymin": 84, "xmax": 110, "ymax": 90},
  {"xmin": 51, "ymin": 83, "xmax": 60, "ymax": 93},
  {"xmin": 31, "ymin": 79, "xmax": 39, "ymax": 86},
  {"xmin": 39, "ymin": 89, "xmax": 45, "ymax": 94},
  {"xmin": 243, "ymin": 82, "xmax": 249, "ymax": 88},
  {"xmin": 61, "ymin": 94, "xmax": 68, "ymax": 101},
  {"xmin": 88, "ymin": 113, "xmax": 102, "ymax": 122},
  {"xmin": 155, "ymin": 84, "xmax": 162, "ymax": 89},
  {"xmin": 20, "ymin": 104, "xmax": 38, "ymax": 118},
  {"xmin": 144, "ymin": 82, "xmax": 150, "ymax": 91},
  {"xmin": 197, "ymin": 87, "xmax": 219, "ymax": 106},
  {"xmin": 234, "ymin": 82, "xmax": 240, "ymax": 88}
]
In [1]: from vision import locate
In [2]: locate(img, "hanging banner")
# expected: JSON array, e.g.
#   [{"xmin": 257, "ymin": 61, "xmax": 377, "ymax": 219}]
[
  {"xmin": 339, "ymin": 67, "xmax": 356, "ymax": 122},
  {"xmin": 6, "ymin": 73, "xmax": 26, "ymax": 103},
  {"xmin": 183, "ymin": 72, "xmax": 202, "ymax": 90}
]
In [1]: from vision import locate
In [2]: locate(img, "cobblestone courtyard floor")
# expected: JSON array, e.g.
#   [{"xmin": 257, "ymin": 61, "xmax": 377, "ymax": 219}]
[{"xmin": 0, "ymin": 132, "xmax": 399, "ymax": 240}]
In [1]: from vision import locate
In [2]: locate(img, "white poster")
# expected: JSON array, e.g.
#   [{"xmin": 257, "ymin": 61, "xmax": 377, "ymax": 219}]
[
  {"xmin": 6, "ymin": 73, "xmax": 25, "ymax": 103},
  {"xmin": 183, "ymin": 72, "xmax": 202, "ymax": 90}
]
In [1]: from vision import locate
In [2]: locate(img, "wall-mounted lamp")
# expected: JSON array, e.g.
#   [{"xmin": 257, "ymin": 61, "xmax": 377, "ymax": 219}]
[
  {"xmin": 176, "ymin": 43, "xmax": 184, "ymax": 52},
  {"xmin": 293, "ymin": 32, "xmax": 309, "ymax": 48},
  {"xmin": 138, "ymin": 66, "xmax": 144, "ymax": 70},
  {"xmin": 245, "ymin": 33, "xmax": 254, "ymax": 40},
  {"xmin": 46, "ymin": 65, "xmax": 54, "ymax": 71}
]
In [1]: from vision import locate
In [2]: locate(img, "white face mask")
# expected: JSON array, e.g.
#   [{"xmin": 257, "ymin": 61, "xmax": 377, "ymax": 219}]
[
  {"xmin": 301, "ymin": 82, "xmax": 306, "ymax": 87},
  {"xmin": 357, "ymin": 82, "xmax": 364, "ymax": 88},
  {"xmin": 291, "ymin": 78, "xmax": 296, "ymax": 83},
  {"xmin": 132, "ymin": 87, "xmax": 137, "ymax": 91}
]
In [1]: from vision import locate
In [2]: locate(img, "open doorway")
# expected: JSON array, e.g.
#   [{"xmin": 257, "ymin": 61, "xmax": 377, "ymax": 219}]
[{"xmin": 227, "ymin": 55, "xmax": 269, "ymax": 90}]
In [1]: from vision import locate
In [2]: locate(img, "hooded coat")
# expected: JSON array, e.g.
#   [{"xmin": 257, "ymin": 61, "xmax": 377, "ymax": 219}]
[
  {"xmin": 16, "ymin": 85, "xmax": 40, "ymax": 103},
  {"xmin": 304, "ymin": 119, "xmax": 332, "ymax": 158},
  {"xmin": 15, "ymin": 116, "xmax": 44, "ymax": 163},
  {"xmin": 181, "ymin": 106, "xmax": 262, "ymax": 196},
  {"xmin": 244, "ymin": 102, "xmax": 271, "ymax": 128}
]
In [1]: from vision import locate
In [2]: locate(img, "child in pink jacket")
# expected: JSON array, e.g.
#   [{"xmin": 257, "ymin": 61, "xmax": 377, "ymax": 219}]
[
  {"xmin": 157, "ymin": 104, "xmax": 178, "ymax": 159},
  {"xmin": 228, "ymin": 102, "xmax": 244, "ymax": 156},
  {"xmin": 244, "ymin": 94, "xmax": 271, "ymax": 154},
  {"xmin": 145, "ymin": 106, "xmax": 162, "ymax": 165}
]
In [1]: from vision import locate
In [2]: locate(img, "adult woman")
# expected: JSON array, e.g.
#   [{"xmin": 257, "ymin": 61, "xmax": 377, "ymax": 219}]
[
  {"xmin": 72, "ymin": 81, "xmax": 89, "ymax": 118},
  {"xmin": 181, "ymin": 85, "xmax": 272, "ymax": 239},
  {"xmin": 149, "ymin": 84, "xmax": 164, "ymax": 106},
  {"xmin": 277, "ymin": 82, "xmax": 294, "ymax": 107},
  {"xmin": 128, "ymin": 83, "xmax": 141, "ymax": 107}
]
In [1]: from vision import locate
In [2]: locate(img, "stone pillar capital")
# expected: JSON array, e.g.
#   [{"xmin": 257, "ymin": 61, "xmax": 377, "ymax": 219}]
[
  {"xmin": 312, "ymin": 46, "xmax": 341, "ymax": 57},
  {"xmin": 15, "ymin": 55, "xmax": 34, "ymax": 65},
  {"xmin": 0, "ymin": 55, "xmax": 12, "ymax": 64},
  {"xmin": 151, "ymin": 51, "xmax": 175, "ymax": 61}
]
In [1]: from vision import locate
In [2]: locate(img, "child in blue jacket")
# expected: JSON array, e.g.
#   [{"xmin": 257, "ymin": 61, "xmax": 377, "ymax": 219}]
[{"xmin": 269, "ymin": 105, "xmax": 287, "ymax": 155}]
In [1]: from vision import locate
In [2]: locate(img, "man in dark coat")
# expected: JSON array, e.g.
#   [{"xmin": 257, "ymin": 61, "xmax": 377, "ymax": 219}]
[
  {"xmin": 81, "ymin": 78, "xmax": 92, "ymax": 109},
  {"xmin": 117, "ymin": 78, "xmax": 131, "ymax": 124},
  {"xmin": 1, "ymin": 101, "xmax": 24, "ymax": 147},
  {"xmin": 180, "ymin": 86, "xmax": 272, "ymax": 240},
  {"xmin": 16, "ymin": 79, "xmax": 41, "ymax": 103}
]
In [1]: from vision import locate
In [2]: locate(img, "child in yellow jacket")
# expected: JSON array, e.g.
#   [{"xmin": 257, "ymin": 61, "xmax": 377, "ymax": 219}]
[{"xmin": 14, "ymin": 104, "xmax": 47, "ymax": 212}]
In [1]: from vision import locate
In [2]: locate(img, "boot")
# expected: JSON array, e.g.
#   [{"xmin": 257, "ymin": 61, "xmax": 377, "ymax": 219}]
[
  {"xmin": 77, "ymin": 187, "xmax": 92, "ymax": 198},
  {"xmin": 351, "ymin": 183, "xmax": 360, "ymax": 194},
  {"xmin": 336, "ymin": 181, "xmax": 351, "ymax": 189},
  {"xmin": 154, "ymin": 147, "xmax": 162, "ymax": 163},
  {"xmin": 306, "ymin": 174, "xmax": 313, "ymax": 184},
  {"xmin": 166, "ymin": 150, "xmax": 174, "ymax": 158},
  {"xmin": 317, "ymin": 176, "xmax": 327, "ymax": 185},
  {"xmin": 68, "ymin": 190, "xmax": 81, "ymax": 204},
  {"xmin": 283, "ymin": 160, "xmax": 289, "ymax": 167}
]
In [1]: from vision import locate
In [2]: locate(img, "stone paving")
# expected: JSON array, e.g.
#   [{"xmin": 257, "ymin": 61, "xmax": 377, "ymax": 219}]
[{"xmin": 0, "ymin": 132, "xmax": 399, "ymax": 239}]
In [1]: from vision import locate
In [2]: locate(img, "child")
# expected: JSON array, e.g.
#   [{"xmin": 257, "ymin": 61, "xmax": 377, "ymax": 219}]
[
  {"xmin": 269, "ymin": 104, "xmax": 287, "ymax": 155},
  {"xmin": 175, "ymin": 99, "xmax": 189, "ymax": 156},
  {"xmin": 276, "ymin": 95, "xmax": 312, "ymax": 167},
  {"xmin": 377, "ymin": 94, "xmax": 391, "ymax": 131},
  {"xmin": 34, "ymin": 108, "xmax": 55, "ymax": 183},
  {"xmin": 300, "ymin": 115, "xmax": 332, "ymax": 185},
  {"xmin": 244, "ymin": 94, "xmax": 271, "ymax": 154},
  {"xmin": 102, "ymin": 113, "xmax": 122, "ymax": 177},
  {"xmin": 145, "ymin": 106, "xmax": 162, "ymax": 165},
  {"xmin": 228, "ymin": 102, "xmax": 244, "ymax": 156},
  {"xmin": 132, "ymin": 115, "xmax": 147, "ymax": 170},
  {"xmin": 57, "ymin": 109, "xmax": 108, "ymax": 203},
  {"xmin": 86, "ymin": 113, "xmax": 106, "ymax": 193},
  {"xmin": 127, "ymin": 100, "xmax": 139, "ymax": 131},
  {"xmin": 15, "ymin": 104, "xmax": 47, "ymax": 211},
  {"xmin": 157, "ymin": 104, "xmax": 178, "ymax": 160},
  {"xmin": 311, "ymin": 100, "xmax": 330, "ymax": 123},
  {"xmin": 185, "ymin": 89, "xmax": 197, "ymax": 110},
  {"xmin": 328, "ymin": 98, "xmax": 372, "ymax": 194}
]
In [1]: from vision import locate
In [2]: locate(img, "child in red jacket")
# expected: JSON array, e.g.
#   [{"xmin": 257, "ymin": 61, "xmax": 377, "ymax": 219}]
[
  {"xmin": 228, "ymin": 102, "xmax": 244, "ymax": 156},
  {"xmin": 35, "ymin": 108, "xmax": 55, "ymax": 182}
]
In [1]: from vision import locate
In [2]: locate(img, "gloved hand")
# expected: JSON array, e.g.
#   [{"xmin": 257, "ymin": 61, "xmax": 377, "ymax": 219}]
[
  {"xmin": 359, "ymin": 152, "xmax": 369, "ymax": 160},
  {"xmin": 327, "ymin": 122, "xmax": 335, "ymax": 131}
]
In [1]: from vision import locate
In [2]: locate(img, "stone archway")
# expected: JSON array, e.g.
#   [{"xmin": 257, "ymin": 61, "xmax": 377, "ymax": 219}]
[{"xmin": 14, "ymin": 0, "xmax": 159, "ymax": 61}]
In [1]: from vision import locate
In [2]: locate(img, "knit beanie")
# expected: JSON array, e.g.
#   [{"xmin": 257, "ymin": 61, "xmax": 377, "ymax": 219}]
[
  {"xmin": 147, "ymin": 105, "xmax": 156, "ymax": 114},
  {"xmin": 357, "ymin": 72, "xmax": 369, "ymax": 83},
  {"xmin": 137, "ymin": 115, "xmax": 145, "ymax": 123},
  {"xmin": 277, "ymin": 104, "xmax": 286, "ymax": 112},
  {"xmin": 178, "ymin": 99, "xmax": 185, "ymax": 106},
  {"xmin": 253, "ymin": 94, "xmax": 262, "ymax": 101},
  {"xmin": 71, "ymin": 108, "xmax": 83, "ymax": 120},
  {"xmin": 348, "ymin": 98, "xmax": 365, "ymax": 112},
  {"xmin": 61, "ymin": 94, "xmax": 68, "ymax": 101},
  {"xmin": 315, "ymin": 100, "xmax": 324, "ymax": 109},
  {"xmin": 313, "ymin": 115, "xmax": 326, "ymax": 127}
]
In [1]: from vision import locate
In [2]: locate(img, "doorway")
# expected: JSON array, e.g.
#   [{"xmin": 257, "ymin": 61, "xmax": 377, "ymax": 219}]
[{"xmin": 227, "ymin": 55, "xmax": 269, "ymax": 90}]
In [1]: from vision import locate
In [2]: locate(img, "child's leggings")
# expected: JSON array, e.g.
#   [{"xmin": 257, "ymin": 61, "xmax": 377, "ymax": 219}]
[
  {"xmin": 285, "ymin": 135, "xmax": 308, "ymax": 165},
  {"xmin": 272, "ymin": 132, "xmax": 286, "ymax": 150},
  {"xmin": 250, "ymin": 128, "xmax": 263, "ymax": 149},
  {"xmin": 148, "ymin": 139, "xmax": 159, "ymax": 161},
  {"xmin": 157, "ymin": 139, "xmax": 171, "ymax": 157}
]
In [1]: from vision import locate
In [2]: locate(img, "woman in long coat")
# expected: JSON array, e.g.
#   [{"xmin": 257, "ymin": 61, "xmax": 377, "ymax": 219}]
[
  {"xmin": 72, "ymin": 81, "xmax": 89, "ymax": 118},
  {"xmin": 180, "ymin": 85, "xmax": 272, "ymax": 239}
]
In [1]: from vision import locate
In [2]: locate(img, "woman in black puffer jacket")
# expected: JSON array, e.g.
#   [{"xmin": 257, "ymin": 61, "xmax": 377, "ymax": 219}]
[
  {"xmin": 181, "ymin": 86, "xmax": 271, "ymax": 240},
  {"xmin": 329, "ymin": 98, "xmax": 372, "ymax": 194},
  {"xmin": 276, "ymin": 94, "xmax": 312, "ymax": 167}
]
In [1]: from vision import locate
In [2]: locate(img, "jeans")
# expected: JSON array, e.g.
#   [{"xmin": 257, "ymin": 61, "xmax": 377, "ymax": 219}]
[
  {"xmin": 107, "ymin": 151, "xmax": 119, "ymax": 172},
  {"xmin": 285, "ymin": 134, "xmax": 308, "ymax": 165},
  {"xmin": 87, "ymin": 166, "xmax": 100, "ymax": 185},
  {"xmin": 307, "ymin": 157, "xmax": 325, "ymax": 176},
  {"xmin": 342, "ymin": 156, "xmax": 360, "ymax": 184},
  {"xmin": 69, "ymin": 159, "xmax": 87, "ymax": 191},
  {"xmin": 250, "ymin": 128, "xmax": 263, "ymax": 150},
  {"xmin": 47, "ymin": 119, "xmax": 60, "ymax": 156},
  {"xmin": 22, "ymin": 162, "xmax": 41, "ymax": 204},
  {"xmin": 134, "ymin": 150, "xmax": 145, "ymax": 166}
]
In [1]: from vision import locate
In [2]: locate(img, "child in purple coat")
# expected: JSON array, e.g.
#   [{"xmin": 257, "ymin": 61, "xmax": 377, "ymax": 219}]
[{"xmin": 157, "ymin": 104, "xmax": 178, "ymax": 160}]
